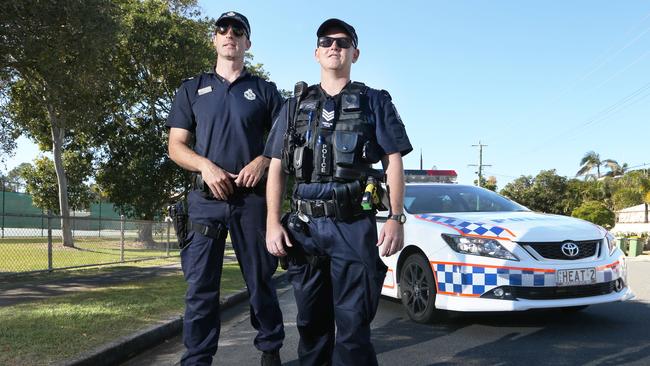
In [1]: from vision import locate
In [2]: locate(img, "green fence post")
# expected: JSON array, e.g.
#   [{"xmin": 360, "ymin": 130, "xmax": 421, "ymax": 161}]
[
  {"xmin": 47, "ymin": 210, "xmax": 53, "ymax": 271},
  {"xmin": 2, "ymin": 179, "xmax": 5, "ymax": 239},
  {"xmin": 166, "ymin": 220, "xmax": 171, "ymax": 257},
  {"xmin": 120, "ymin": 215, "xmax": 125, "ymax": 262},
  {"xmin": 98, "ymin": 200, "xmax": 102, "ymax": 238}
]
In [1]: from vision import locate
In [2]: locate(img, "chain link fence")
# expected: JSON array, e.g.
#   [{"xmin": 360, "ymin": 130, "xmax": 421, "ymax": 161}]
[{"xmin": 0, "ymin": 213, "xmax": 179, "ymax": 276}]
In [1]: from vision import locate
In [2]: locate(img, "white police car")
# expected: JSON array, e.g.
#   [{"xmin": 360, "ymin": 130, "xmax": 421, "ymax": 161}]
[{"xmin": 377, "ymin": 172, "xmax": 634, "ymax": 323}]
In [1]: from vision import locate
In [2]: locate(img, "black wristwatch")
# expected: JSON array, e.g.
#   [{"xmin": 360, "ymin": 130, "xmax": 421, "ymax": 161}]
[{"xmin": 388, "ymin": 213, "xmax": 407, "ymax": 224}]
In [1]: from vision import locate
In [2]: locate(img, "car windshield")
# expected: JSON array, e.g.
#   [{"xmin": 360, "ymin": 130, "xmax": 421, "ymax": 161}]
[{"xmin": 404, "ymin": 185, "xmax": 529, "ymax": 214}]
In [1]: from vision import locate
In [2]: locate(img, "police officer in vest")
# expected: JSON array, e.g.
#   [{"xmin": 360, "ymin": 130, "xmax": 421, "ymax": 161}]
[
  {"xmin": 167, "ymin": 11, "xmax": 284, "ymax": 366},
  {"xmin": 265, "ymin": 18, "xmax": 412, "ymax": 365}
]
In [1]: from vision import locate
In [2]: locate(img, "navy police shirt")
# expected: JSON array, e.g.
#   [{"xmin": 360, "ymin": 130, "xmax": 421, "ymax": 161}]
[
  {"xmin": 166, "ymin": 69, "xmax": 283, "ymax": 174},
  {"xmin": 264, "ymin": 82, "xmax": 412, "ymax": 199}
]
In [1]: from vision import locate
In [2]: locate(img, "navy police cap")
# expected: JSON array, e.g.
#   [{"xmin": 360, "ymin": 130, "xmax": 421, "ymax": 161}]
[
  {"xmin": 317, "ymin": 18, "xmax": 358, "ymax": 48},
  {"xmin": 215, "ymin": 11, "xmax": 251, "ymax": 39}
]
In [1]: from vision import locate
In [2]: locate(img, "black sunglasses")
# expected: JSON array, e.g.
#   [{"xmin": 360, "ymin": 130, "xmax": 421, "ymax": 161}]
[
  {"xmin": 317, "ymin": 36, "xmax": 353, "ymax": 49},
  {"xmin": 216, "ymin": 24, "xmax": 246, "ymax": 38}
]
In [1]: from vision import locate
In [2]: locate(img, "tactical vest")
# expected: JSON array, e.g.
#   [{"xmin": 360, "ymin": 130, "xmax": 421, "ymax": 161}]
[{"xmin": 284, "ymin": 82, "xmax": 383, "ymax": 183}]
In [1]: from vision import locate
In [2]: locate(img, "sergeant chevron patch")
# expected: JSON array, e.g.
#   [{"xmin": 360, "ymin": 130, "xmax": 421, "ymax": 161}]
[
  {"xmin": 322, "ymin": 109, "xmax": 334, "ymax": 122},
  {"xmin": 321, "ymin": 99, "xmax": 336, "ymax": 128}
]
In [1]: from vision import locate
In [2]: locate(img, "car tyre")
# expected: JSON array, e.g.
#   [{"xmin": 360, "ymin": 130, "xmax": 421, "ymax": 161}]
[{"xmin": 400, "ymin": 254, "xmax": 438, "ymax": 323}]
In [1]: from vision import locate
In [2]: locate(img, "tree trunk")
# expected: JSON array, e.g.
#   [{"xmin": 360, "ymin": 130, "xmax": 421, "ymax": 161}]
[
  {"xmin": 137, "ymin": 222, "xmax": 156, "ymax": 248},
  {"xmin": 645, "ymin": 203, "xmax": 648, "ymax": 223},
  {"xmin": 50, "ymin": 124, "xmax": 74, "ymax": 247}
]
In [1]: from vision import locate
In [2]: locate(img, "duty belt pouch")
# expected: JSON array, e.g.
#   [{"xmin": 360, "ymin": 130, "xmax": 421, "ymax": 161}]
[
  {"xmin": 332, "ymin": 181, "xmax": 361, "ymax": 221},
  {"xmin": 168, "ymin": 201, "xmax": 191, "ymax": 249},
  {"xmin": 293, "ymin": 146, "xmax": 312, "ymax": 181},
  {"xmin": 333, "ymin": 131, "xmax": 358, "ymax": 167}
]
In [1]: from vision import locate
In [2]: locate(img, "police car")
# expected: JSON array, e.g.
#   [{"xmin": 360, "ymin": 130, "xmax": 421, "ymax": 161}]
[{"xmin": 377, "ymin": 170, "xmax": 634, "ymax": 323}]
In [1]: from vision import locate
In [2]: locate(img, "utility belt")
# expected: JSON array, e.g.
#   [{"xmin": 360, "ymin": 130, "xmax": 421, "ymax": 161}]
[
  {"xmin": 292, "ymin": 180, "xmax": 364, "ymax": 221},
  {"xmin": 192, "ymin": 173, "xmax": 265, "ymax": 199}
]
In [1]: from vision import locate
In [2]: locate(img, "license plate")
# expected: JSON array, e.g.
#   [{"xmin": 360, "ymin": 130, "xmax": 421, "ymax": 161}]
[{"xmin": 556, "ymin": 268, "xmax": 597, "ymax": 286}]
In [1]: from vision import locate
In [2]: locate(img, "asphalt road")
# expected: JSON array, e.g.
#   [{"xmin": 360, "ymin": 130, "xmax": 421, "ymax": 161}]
[{"xmin": 123, "ymin": 260, "xmax": 650, "ymax": 366}]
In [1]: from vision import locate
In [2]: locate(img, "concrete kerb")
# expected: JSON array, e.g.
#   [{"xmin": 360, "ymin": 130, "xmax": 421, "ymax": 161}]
[{"xmin": 60, "ymin": 272, "xmax": 288, "ymax": 366}]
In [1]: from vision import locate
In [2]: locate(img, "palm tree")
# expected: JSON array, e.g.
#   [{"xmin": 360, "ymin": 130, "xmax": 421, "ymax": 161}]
[
  {"xmin": 603, "ymin": 160, "xmax": 628, "ymax": 177},
  {"xmin": 577, "ymin": 151, "xmax": 602, "ymax": 178},
  {"xmin": 576, "ymin": 152, "xmax": 627, "ymax": 179}
]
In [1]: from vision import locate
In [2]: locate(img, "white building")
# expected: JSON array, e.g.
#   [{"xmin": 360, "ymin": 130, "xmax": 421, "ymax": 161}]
[{"xmin": 611, "ymin": 203, "xmax": 650, "ymax": 235}]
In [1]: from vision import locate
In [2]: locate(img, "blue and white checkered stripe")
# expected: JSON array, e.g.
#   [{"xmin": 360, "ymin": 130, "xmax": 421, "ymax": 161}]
[
  {"xmin": 433, "ymin": 262, "xmax": 622, "ymax": 296},
  {"xmin": 417, "ymin": 214, "xmax": 516, "ymax": 240},
  {"xmin": 597, "ymin": 262, "xmax": 623, "ymax": 283}
]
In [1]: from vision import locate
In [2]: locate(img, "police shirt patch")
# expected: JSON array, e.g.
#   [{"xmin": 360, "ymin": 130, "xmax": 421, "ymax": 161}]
[
  {"xmin": 244, "ymin": 89, "xmax": 256, "ymax": 100},
  {"xmin": 321, "ymin": 99, "xmax": 336, "ymax": 128},
  {"xmin": 322, "ymin": 110, "xmax": 334, "ymax": 122}
]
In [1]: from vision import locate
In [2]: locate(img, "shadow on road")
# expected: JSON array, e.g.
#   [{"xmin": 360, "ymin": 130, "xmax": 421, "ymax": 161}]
[{"xmin": 420, "ymin": 300, "xmax": 650, "ymax": 365}]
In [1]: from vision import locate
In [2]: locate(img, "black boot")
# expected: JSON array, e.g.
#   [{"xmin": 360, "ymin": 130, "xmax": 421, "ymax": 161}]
[{"xmin": 261, "ymin": 350, "xmax": 281, "ymax": 366}]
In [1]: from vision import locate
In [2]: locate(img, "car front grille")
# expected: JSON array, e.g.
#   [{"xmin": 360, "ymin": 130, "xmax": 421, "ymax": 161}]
[
  {"xmin": 511, "ymin": 280, "xmax": 617, "ymax": 300},
  {"xmin": 522, "ymin": 240, "xmax": 600, "ymax": 260}
]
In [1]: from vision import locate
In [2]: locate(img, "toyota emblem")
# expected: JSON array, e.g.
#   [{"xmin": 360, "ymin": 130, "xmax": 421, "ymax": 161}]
[{"xmin": 561, "ymin": 242, "xmax": 580, "ymax": 257}]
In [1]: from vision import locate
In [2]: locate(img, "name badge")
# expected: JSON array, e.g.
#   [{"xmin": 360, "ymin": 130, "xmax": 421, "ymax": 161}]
[{"xmin": 198, "ymin": 86, "xmax": 213, "ymax": 95}]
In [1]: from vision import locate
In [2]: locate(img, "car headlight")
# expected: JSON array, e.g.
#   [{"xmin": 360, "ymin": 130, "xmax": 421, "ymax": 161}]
[
  {"xmin": 606, "ymin": 232, "xmax": 617, "ymax": 255},
  {"xmin": 441, "ymin": 234, "xmax": 519, "ymax": 261}
]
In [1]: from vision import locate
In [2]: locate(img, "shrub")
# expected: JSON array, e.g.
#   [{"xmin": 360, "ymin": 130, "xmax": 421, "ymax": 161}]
[{"xmin": 571, "ymin": 200, "xmax": 615, "ymax": 228}]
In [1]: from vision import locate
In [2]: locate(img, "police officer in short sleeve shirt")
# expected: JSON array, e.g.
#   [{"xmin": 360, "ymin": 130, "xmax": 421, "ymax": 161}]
[
  {"xmin": 166, "ymin": 11, "xmax": 284, "ymax": 366},
  {"xmin": 264, "ymin": 18, "xmax": 412, "ymax": 366}
]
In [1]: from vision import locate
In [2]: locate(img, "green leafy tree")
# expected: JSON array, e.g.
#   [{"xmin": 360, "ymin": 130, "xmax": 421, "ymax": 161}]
[
  {"xmin": 1, "ymin": 0, "xmax": 119, "ymax": 246},
  {"xmin": 501, "ymin": 170, "xmax": 569, "ymax": 215},
  {"xmin": 529, "ymin": 170, "xmax": 569, "ymax": 214},
  {"xmin": 21, "ymin": 152, "xmax": 93, "ymax": 215},
  {"xmin": 571, "ymin": 201, "xmax": 615, "ymax": 228},
  {"xmin": 95, "ymin": 0, "xmax": 277, "ymax": 244},
  {"xmin": 6, "ymin": 163, "xmax": 31, "ymax": 185},
  {"xmin": 500, "ymin": 175, "xmax": 533, "ymax": 208},
  {"xmin": 563, "ymin": 178, "xmax": 588, "ymax": 215},
  {"xmin": 474, "ymin": 176, "xmax": 497, "ymax": 192},
  {"xmin": 0, "ymin": 86, "xmax": 18, "ymax": 163},
  {"xmin": 1, "ymin": 162, "xmax": 32, "ymax": 192},
  {"xmin": 611, "ymin": 170, "xmax": 650, "ymax": 215}
]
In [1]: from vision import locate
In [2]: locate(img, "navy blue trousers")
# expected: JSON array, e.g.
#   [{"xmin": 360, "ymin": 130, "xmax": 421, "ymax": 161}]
[
  {"xmin": 180, "ymin": 190, "xmax": 284, "ymax": 366},
  {"xmin": 286, "ymin": 213, "xmax": 387, "ymax": 366}
]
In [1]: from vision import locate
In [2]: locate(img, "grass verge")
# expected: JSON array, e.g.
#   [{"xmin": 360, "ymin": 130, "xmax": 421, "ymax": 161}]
[
  {"xmin": 0, "ymin": 238, "xmax": 236, "ymax": 273},
  {"xmin": 0, "ymin": 262, "xmax": 246, "ymax": 366}
]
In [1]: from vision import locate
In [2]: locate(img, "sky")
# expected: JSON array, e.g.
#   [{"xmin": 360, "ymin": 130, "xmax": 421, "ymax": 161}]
[{"xmin": 3, "ymin": 0, "xmax": 649, "ymax": 187}]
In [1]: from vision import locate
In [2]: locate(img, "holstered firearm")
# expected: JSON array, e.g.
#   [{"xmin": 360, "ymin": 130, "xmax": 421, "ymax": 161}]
[
  {"xmin": 279, "ymin": 212, "xmax": 329, "ymax": 270},
  {"xmin": 168, "ymin": 201, "xmax": 191, "ymax": 249}
]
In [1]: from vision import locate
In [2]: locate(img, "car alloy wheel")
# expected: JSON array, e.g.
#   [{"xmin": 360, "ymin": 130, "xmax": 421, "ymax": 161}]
[{"xmin": 400, "ymin": 254, "xmax": 437, "ymax": 323}]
